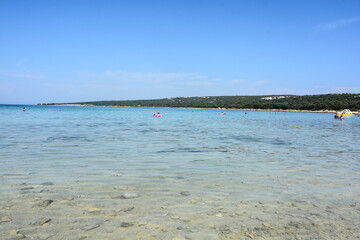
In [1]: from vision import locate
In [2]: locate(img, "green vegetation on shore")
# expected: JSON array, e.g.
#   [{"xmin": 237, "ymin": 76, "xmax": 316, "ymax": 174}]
[{"xmin": 41, "ymin": 93, "xmax": 360, "ymax": 111}]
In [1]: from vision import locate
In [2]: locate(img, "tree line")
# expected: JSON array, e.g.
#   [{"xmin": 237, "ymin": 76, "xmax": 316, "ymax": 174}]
[{"xmin": 43, "ymin": 93, "xmax": 360, "ymax": 111}]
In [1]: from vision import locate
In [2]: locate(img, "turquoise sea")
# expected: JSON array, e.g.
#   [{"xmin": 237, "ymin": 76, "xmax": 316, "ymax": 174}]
[{"xmin": 1, "ymin": 105, "xmax": 359, "ymax": 239}]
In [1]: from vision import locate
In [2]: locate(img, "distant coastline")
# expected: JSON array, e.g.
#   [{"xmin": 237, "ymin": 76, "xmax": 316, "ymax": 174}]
[
  {"xmin": 43, "ymin": 103, "xmax": 344, "ymax": 114},
  {"xmin": 39, "ymin": 93, "xmax": 360, "ymax": 113}
]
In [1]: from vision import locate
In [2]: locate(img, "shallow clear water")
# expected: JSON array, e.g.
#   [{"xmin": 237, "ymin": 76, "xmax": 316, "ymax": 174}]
[{"xmin": 1, "ymin": 105, "xmax": 359, "ymax": 239}]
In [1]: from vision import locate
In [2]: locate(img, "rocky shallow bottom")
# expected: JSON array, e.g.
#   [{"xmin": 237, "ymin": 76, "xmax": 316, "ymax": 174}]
[{"xmin": 1, "ymin": 180, "xmax": 359, "ymax": 240}]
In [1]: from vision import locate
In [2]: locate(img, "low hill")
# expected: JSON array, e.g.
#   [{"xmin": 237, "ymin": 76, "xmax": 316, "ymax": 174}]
[{"xmin": 41, "ymin": 93, "xmax": 360, "ymax": 111}]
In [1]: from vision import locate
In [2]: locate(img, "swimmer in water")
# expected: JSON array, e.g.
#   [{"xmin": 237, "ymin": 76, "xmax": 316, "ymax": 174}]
[
  {"xmin": 22, "ymin": 107, "xmax": 26, "ymax": 112},
  {"xmin": 340, "ymin": 114, "xmax": 345, "ymax": 121},
  {"xmin": 154, "ymin": 112, "xmax": 162, "ymax": 117}
]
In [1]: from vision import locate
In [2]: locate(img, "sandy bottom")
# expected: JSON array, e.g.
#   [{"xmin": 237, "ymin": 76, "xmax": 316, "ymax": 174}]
[{"xmin": 1, "ymin": 177, "xmax": 359, "ymax": 240}]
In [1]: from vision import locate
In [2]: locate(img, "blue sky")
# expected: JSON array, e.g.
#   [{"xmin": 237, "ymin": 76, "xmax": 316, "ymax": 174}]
[{"xmin": 1, "ymin": 0, "xmax": 359, "ymax": 104}]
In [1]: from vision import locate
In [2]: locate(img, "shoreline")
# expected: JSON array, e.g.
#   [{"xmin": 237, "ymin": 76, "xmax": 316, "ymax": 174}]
[{"xmin": 44, "ymin": 104, "xmax": 342, "ymax": 114}]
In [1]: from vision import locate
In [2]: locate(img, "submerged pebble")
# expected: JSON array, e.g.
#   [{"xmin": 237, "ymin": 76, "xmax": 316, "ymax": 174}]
[
  {"xmin": 8, "ymin": 231, "xmax": 25, "ymax": 239},
  {"xmin": 186, "ymin": 232, "xmax": 219, "ymax": 240},
  {"xmin": 172, "ymin": 237, "xmax": 186, "ymax": 240},
  {"xmin": 40, "ymin": 182, "xmax": 54, "ymax": 186},
  {"xmin": 38, "ymin": 199, "xmax": 53, "ymax": 207},
  {"xmin": 138, "ymin": 221, "xmax": 147, "ymax": 226},
  {"xmin": 263, "ymin": 222, "xmax": 270, "ymax": 227},
  {"xmin": 119, "ymin": 206, "xmax": 134, "ymax": 212},
  {"xmin": 9, "ymin": 230, "xmax": 18, "ymax": 235},
  {"xmin": 80, "ymin": 224, "xmax": 100, "ymax": 231},
  {"xmin": 246, "ymin": 232, "xmax": 255, "ymax": 239},
  {"xmin": 105, "ymin": 210, "xmax": 117, "ymax": 217},
  {"xmin": 30, "ymin": 218, "xmax": 51, "ymax": 226},
  {"xmin": 120, "ymin": 222, "xmax": 134, "ymax": 227},
  {"xmin": 116, "ymin": 192, "xmax": 140, "ymax": 199},
  {"xmin": 218, "ymin": 225, "xmax": 232, "ymax": 234},
  {"xmin": 87, "ymin": 208, "xmax": 101, "ymax": 213},
  {"xmin": 1, "ymin": 216, "xmax": 12, "ymax": 222},
  {"xmin": 180, "ymin": 191, "xmax": 190, "ymax": 196}
]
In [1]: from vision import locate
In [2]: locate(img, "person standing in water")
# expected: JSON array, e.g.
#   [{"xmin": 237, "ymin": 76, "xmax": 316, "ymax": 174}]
[{"xmin": 22, "ymin": 107, "xmax": 26, "ymax": 112}]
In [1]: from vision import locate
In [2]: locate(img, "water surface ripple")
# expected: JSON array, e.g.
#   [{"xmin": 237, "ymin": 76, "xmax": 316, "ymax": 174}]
[{"xmin": 1, "ymin": 105, "xmax": 359, "ymax": 239}]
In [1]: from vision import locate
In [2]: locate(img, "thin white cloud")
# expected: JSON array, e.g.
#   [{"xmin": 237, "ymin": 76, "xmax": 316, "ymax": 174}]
[
  {"xmin": 77, "ymin": 70, "xmax": 96, "ymax": 77},
  {"xmin": 0, "ymin": 69, "xmax": 44, "ymax": 79},
  {"xmin": 104, "ymin": 70, "xmax": 115, "ymax": 77},
  {"xmin": 188, "ymin": 74, "xmax": 208, "ymax": 80},
  {"xmin": 253, "ymin": 80, "xmax": 268, "ymax": 86},
  {"xmin": 12, "ymin": 73, "xmax": 44, "ymax": 79},
  {"xmin": 183, "ymin": 81, "xmax": 211, "ymax": 86},
  {"xmin": 316, "ymin": 17, "xmax": 360, "ymax": 30},
  {"xmin": 89, "ymin": 70, "xmax": 209, "ymax": 85},
  {"xmin": 229, "ymin": 79, "xmax": 244, "ymax": 84},
  {"xmin": 214, "ymin": 78, "xmax": 222, "ymax": 81},
  {"xmin": 44, "ymin": 83, "xmax": 77, "ymax": 89},
  {"xmin": 15, "ymin": 59, "xmax": 29, "ymax": 67},
  {"xmin": 314, "ymin": 85, "xmax": 360, "ymax": 93},
  {"xmin": 144, "ymin": 72, "xmax": 190, "ymax": 82}
]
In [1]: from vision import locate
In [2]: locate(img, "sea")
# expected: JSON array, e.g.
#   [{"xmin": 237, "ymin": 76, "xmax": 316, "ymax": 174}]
[{"xmin": 1, "ymin": 105, "xmax": 359, "ymax": 239}]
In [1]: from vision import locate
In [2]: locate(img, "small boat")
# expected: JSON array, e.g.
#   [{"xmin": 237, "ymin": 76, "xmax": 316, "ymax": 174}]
[{"xmin": 337, "ymin": 109, "xmax": 355, "ymax": 117}]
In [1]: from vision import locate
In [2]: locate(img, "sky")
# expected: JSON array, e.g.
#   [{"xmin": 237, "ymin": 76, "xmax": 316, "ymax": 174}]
[{"xmin": 0, "ymin": 0, "xmax": 359, "ymax": 104}]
